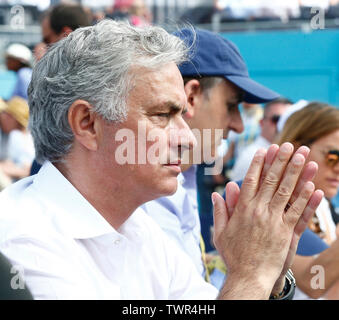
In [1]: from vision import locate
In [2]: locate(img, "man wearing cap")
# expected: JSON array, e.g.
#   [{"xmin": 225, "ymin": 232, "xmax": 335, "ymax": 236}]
[
  {"xmin": 141, "ymin": 28, "xmax": 318, "ymax": 295},
  {"xmin": 5, "ymin": 44, "xmax": 33, "ymax": 100},
  {"xmin": 0, "ymin": 21, "xmax": 322, "ymax": 300}
]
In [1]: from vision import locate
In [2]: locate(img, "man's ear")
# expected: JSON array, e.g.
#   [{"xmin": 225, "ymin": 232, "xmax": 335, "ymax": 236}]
[
  {"xmin": 68, "ymin": 100, "xmax": 99, "ymax": 151},
  {"xmin": 61, "ymin": 26, "xmax": 73, "ymax": 37},
  {"xmin": 259, "ymin": 118, "xmax": 264, "ymax": 128},
  {"xmin": 184, "ymin": 79, "xmax": 203, "ymax": 119}
]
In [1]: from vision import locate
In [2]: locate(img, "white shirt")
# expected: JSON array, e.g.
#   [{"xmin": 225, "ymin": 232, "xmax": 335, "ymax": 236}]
[
  {"xmin": 0, "ymin": 161, "xmax": 218, "ymax": 300},
  {"xmin": 230, "ymin": 136, "xmax": 270, "ymax": 182},
  {"xmin": 142, "ymin": 167, "xmax": 203, "ymax": 276}
]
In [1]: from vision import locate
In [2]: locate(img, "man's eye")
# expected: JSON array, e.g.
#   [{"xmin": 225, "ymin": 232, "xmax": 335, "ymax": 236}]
[
  {"xmin": 156, "ymin": 113, "xmax": 171, "ymax": 118},
  {"xmin": 227, "ymin": 103, "xmax": 237, "ymax": 112}
]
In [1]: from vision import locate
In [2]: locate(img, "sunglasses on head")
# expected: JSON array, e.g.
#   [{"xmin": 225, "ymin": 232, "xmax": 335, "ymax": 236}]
[{"xmin": 325, "ymin": 150, "xmax": 339, "ymax": 168}]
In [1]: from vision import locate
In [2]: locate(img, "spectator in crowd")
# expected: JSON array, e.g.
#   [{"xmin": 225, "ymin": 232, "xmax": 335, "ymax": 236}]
[
  {"xmin": 129, "ymin": 0, "xmax": 152, "ymax": 26},
  {"xmin": 0, "ymin": 97, "xmax": 34, "ymax": 190},
  {"xmin": 41, "ymin": 3, "xmax": 91, "ymax": 46},
  {"xmin": 326, "ymin": 0, "xmax": 339, "ymax": 18},
  {"xmin": 0, "ymin": 20, "xmax": 322, "ymax": 300},
  {"xmin": 142, "ymin": 28, "xmax": 281, "ymax": 289},
  {"xmin": 106, "ymin": 0, "xmax": 152, "ymax": 26},
  {"xmin": 5, "ymin": 44, "xmax": 32, "ymax": 100},
  {"xmin": 230, "ymin": 98, "xmax": 292, "ymax": 181},
  {"xmin": 106, "ymin": 0, "xmax": 133, "ymax": 21},
  {"xmin": 276, "ymin": 102, "xmax": 339, "ymax": 299}
]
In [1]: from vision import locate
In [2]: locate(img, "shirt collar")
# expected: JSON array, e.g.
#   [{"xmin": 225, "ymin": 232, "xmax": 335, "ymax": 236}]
[{"xmin": 32, "ymin": 161, "xmax": 120, "ymax": 240}]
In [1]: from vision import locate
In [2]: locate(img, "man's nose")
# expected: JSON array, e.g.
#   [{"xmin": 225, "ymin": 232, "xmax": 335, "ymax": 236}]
[
  {"xmin": 229, "ymin": 109, "xmax": 244, "ymax": 134},
  {"xmin": 170, "ymin": 117, "xmax": 197, "ymax": 152}
]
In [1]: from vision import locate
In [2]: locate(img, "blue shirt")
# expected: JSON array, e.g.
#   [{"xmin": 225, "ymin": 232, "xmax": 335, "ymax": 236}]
[
  {"xmin": 141, "ymin": 166, "xmax": 203, "ymax": 275},
  {"xmin": 142, "ymin": 166, "xmax": 226, "ymax": 290},
  {"xmin": 11, "ymin": 67, "xmax": 32, "ymax": 100}
]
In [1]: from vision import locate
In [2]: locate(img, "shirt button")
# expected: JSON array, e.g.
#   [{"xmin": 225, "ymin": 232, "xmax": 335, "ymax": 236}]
[{"xmin": 114, "ymin": 239, "xmax": 120, "ymax": 245}]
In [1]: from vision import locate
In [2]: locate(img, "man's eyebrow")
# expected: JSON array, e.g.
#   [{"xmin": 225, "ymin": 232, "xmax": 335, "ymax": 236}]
[
  {"xmin": 150, "ymin": 101, "xmax": 184, "ymax": 112},
  {"xmin": 227, "ymin": 92, "xmax": 245, "ymax": 105}
]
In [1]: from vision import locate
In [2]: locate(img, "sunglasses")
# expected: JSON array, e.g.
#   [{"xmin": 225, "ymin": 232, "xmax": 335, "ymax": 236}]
[
  {"xmin": 265, "ymin": 114, "xmax": 280, "ymax": 124},
  {"xmin": 325, "ymin": 150, "xmax": 339, "ymax": 167}
]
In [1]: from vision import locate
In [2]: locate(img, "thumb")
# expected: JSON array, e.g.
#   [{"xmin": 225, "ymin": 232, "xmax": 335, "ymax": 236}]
[{"xmin": 212, "ymin": 192, "xmax": 229, "ymax": 242}]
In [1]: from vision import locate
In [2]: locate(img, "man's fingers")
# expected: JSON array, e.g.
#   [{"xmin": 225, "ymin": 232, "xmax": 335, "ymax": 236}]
[
  {"xmin": 238, "ymin": 148, "xmax": 267, "ymax": 203},
  {"xmin": 212, "ymin": 192, "xmax": 229, "ymax": 245},
  {"xmin": 284, "ymin": 180, "xmax": 321, "ymax": 230},
  {"xmin": 289, "ymin": 161, "xmax": 318, "ymax": 205},
  {"xmin": 259, "ymin": 144, "xmax": 279, "ymax": 186},
  {"xmin": 269, "ymin": 151, "xmax": 306, "ymax": 214},
  {"xmin": 225, "ymin": 181, "xmax": 240, "ymax": 219},
  {"xmin": 257, "ymin": 143, "xmax": 298, "ymax": 205},
  {"xmin": 293, "ymin": 189, "xmax": 324, "ymax": 236}
]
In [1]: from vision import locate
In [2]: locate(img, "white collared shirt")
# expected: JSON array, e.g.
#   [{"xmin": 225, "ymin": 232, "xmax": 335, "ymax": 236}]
[{"xmin": 0, "ymin": 162, "xmax": 218, "ymax": 300}]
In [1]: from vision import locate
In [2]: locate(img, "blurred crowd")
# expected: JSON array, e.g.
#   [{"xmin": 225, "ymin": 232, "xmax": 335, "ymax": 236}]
[
  {"xmin": 215, "ymin": 0, "xmax": 339, "ymax": 21},
  {"xmin": 183, "ymin": 0, "xmax": 339, "ymax": 25}
]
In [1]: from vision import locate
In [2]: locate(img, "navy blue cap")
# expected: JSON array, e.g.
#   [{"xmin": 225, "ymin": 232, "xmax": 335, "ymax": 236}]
[{"xmin": 174, "ymin": 28, "xmax": 280, "ymax": 103}]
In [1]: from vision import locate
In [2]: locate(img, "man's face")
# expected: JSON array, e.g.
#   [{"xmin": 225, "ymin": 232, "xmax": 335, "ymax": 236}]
[
  {"xmin": 261, "ymin": 103, "xmax": 290, "ymax": 143},
  {"xmin": 190, "ymin": 79, "xmax": 244, "ymax": 162},
  {"xmin": 95, "ymin": 63, "xmax": 196, "ymax": 204},
  {"xmin": 41, "ymin": 17, "xmax": 63, "ymax": 45}
]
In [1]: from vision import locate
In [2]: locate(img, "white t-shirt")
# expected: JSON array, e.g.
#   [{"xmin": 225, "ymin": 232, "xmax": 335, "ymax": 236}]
[{"xmin": 0, "ymin": 161, "xmax": 218, "ymax": 300}]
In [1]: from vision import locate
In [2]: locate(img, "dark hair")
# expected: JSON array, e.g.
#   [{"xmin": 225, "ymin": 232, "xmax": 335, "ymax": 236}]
[
  {"xmin": 263, "ymin": 97, "xmax": 293, "ymax": 117},
  {"xmin": 48, "ymin": 4, "xmax": 91, "ymax": 34},
  {"xmin": 264, "ymin": 97, "xmax": 293, "ymax": 109}
]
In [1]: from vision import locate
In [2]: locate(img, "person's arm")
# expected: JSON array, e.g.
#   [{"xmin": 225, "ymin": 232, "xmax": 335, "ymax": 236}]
[
  {"xmin": 212, "ymin": 143, "xmax": 323, "ymax": 300},
  {"xmin": 292, "ymin": 238, "xmax": 339, "ymax": 299},
  {"xmin": 0, "ymin": 160, "xmax": 30, "ymax": 180}
]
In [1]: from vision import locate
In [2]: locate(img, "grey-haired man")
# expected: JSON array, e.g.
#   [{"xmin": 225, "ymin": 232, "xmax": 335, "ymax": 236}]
[{"xmin": 0, "ymin": 20, "xmax": 322, "ymax": 299}]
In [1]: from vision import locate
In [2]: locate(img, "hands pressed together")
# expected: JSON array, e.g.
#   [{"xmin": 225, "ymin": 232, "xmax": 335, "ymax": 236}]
[{"xmin": 212, "ymin": 143, "xmax": 324, "ymax": 300}]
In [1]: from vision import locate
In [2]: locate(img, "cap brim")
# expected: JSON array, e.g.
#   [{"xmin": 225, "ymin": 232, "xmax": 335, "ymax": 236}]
[{"xmin": 226, "ymin": 75, "xmax": 280, "ymax": 103}]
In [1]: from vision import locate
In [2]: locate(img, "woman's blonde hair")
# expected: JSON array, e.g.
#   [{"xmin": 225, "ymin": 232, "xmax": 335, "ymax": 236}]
[{"xmin": 275, "ymin": 102, "xmax": 339, "ymax": 148}]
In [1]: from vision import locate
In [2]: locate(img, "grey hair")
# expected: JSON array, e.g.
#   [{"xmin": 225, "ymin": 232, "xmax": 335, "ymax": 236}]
[{"xmin": 28, "ymin": 19, "xmax": 189, "ymax": 164}]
